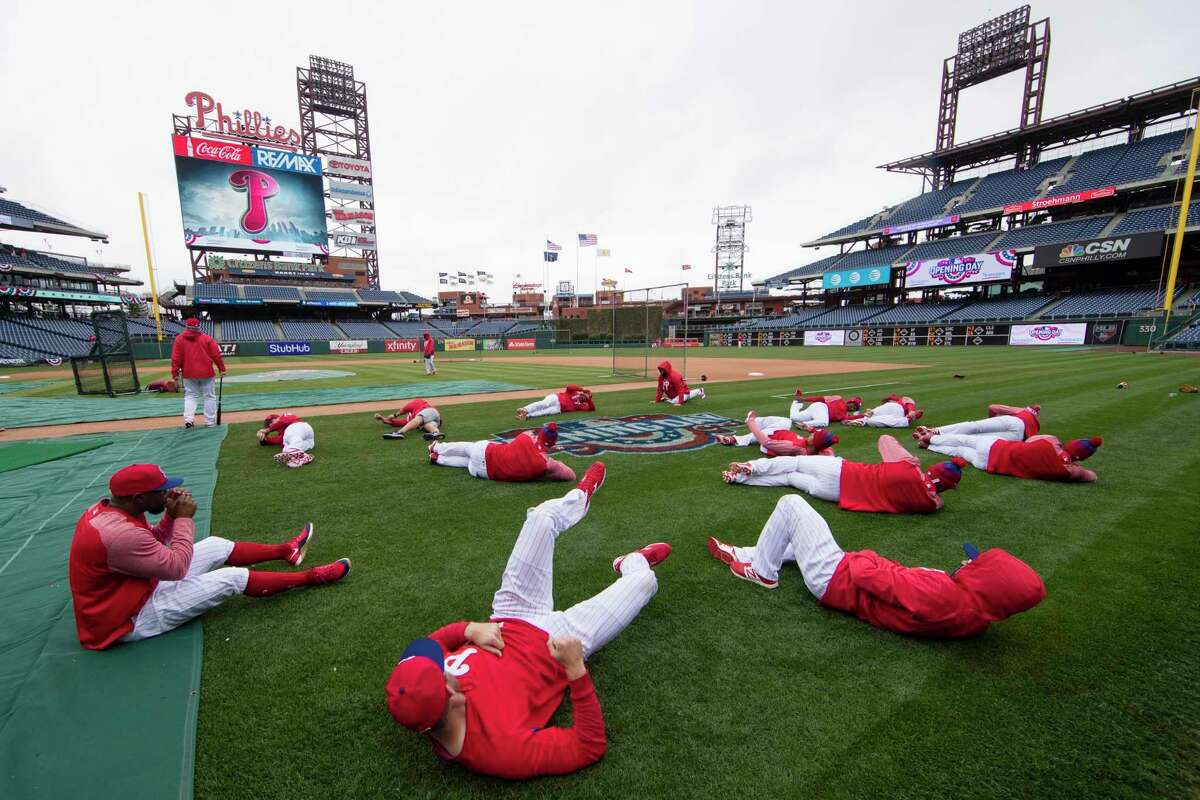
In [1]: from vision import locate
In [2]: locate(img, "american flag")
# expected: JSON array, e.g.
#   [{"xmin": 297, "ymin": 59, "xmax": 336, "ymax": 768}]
[
  {"xmin": 578, "ymin": 233, "xmax": 597, "ymax": 246},
  {"xmin": 546, "ymin": 240, "xmax": 562, "ymax": 251},
  {"xmin": 624, "ymin": 267, "xmax": 633, "ymax": 274},
  {"xmin": 681, "ymin": 264, "xmax": 692, "ymax": 271}
]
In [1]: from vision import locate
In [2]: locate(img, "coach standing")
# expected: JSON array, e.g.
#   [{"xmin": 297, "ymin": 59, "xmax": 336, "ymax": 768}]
[
  {"xmin": 422, "ymin": 331, "xmax": 437, "ymax": 376},
  {"xmin": 170, "ymin": 317, "xmax": 226, "ymax": 428}
]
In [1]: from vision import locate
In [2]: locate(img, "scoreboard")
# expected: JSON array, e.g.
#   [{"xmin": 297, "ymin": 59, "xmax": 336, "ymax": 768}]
[{"xmin": 709, "ymin": 324, "xmax": 1011, "ymax": 348}]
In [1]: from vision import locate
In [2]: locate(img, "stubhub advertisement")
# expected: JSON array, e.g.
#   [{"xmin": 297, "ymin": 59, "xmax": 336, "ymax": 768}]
[{"xmin": 268, "ymin": 341, "xmax": 312, "ymax": 355}]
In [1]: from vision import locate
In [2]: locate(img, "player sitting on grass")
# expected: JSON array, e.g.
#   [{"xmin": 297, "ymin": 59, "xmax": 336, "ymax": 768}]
[
  {"xmin": 517, "ymin": 385, "xmax": 596, "ymax": 420},
  {"xmin": 789, "ymin": 390, "xmax": 862, "ymax": 429},
  {"xmin": 257, "ymin": 412, "xmax": 316, "ymax": 468},
  {"xmin": 706, "ymin": 494, "xmax": 1046, "ymax": 637},
  {"xmin": 841, "ymin": 394, "xmax": 922, "ymax": 427},
  {"xmin": 654, "ymin": 360, "xmax": 704, "ymax": 405},
  {"xmin": 718, "ymin": 411, "xmax": 838, "ymax": 456},
  {"xmin": 385, "ymin": 463, "xmax": 671, "ymax": 779},
  {"xmin": 376, "ymin": 398, "xmax": 444, "ymax": 440},
  {"xmin": 724, "ymin": 434, "xmax": 964, "ymax": 514},
  {"xmin": 914, "ymin": 402, "xmax": 1040, "ymax": 443},
  {"xmin": 429, "ymin": 423, "xmax": 576, "ymax": 482},
  {"xmin": 145, "ymin": 377, "xmax": 179, "ymax": 393},
  {"xmin": 69, "ymin": 464, "xmax": 349, "ymax": 651},
  {"xmin": 918, "ymin": 429, "xmax": 1101, "ymax": 483}
]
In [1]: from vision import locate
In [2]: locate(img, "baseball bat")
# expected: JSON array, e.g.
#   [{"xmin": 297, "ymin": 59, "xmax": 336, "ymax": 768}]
[{"xmin": 217, "ymin": 373, "xmax": 224, "ymax": 425}]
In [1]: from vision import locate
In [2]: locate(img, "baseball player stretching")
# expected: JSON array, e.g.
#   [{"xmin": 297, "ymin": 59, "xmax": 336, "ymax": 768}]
[
  {"xmin": 377, "ymin": 398, "xmax": 444, "ymax": 440},
  {"xmin": 385, "ymin": 463, "xmax": 671, "ymax": 779},
  {"xmin": 914, "ymin": 403, "xmax": 1040, "ymax": 443},
  {"xmin": 724, "ymin": 434, "xmax": 965, "ymax": 514},
  {"xmin": 69, "ymin": 464, "xmax": 349, "ymax": 651},
  {"xmin": 706, "ymin": 494, "xmax": 1046, "ymax": 637},
  {"xmin": 257, "ymin": 413, "xmax": 316, "ymax": 468},
  {"xmin": 719, "ymin": 411, "xmax": 838, "ymax": 457},
  {"xmin": 789, "ymin": 390, "xmax": 862, "ymax": 429},
  {"xmin": 430, "ymin": 423, "xmax": 576, "ymax": 482},
  {"xmin": 918, "ymin": 429, "xmax": 1102, "ymax": 483},
  {"xmin": 654, "ymin": 360, "xmax": 704, "ymax": 406},
  {"xmin": 842, "ymin": 394, "xmax": 922, "ymax": 428},
  {"xmin": 517, "ymin": 385, "xmax": 596, "ymax": 420}
]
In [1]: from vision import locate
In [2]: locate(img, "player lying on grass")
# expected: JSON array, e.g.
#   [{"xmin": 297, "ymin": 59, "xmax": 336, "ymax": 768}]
[
  {"xmin": 517, "ymin": 385, "xmax": 596, "ymax": 419},
  {"xmin": 914, "ymin": 402, "xmax": 1040, "ymax": 443},
  {"xmin": 718, "ymin": 411, "xmax": 838, "ymax": 456},
  {"xmin": 706, "ymin": 494, "xmax": 1046, "ymax": 637},
  {"xmin": 385, "ymin": 462, "xmax": 670, "ymax": 779},
  {"xmin": 376, "ymin": 398, "xmax": 444, "ymax": 440},
  {"xmin": 653, "ymin": 360, "xmax": 704, "ymax": 405},
  {"xmin": 257, "ymin": 412, "xmax": 315, "ymax": 468},
  {"xmin": 145, "ymin": 377, "xmax": 179, "ymax": 393},
  {"xmin": 841, "ymin": 394, "xmax": 922, "ymax": 428},
  {"xmin": 69, "ymin": 464, "xmax": 349, "ymax": 651},
  {"xmin": 724, "ymin": 434, "xmax": 964, "ymax": 514},
  {"xmin": 429, "ymin": 423, "xmax": 576, "ymax": 482},
  {"xmin": 789, "ymin": 389, "xmax": 862, "ymax": 429},
  {"xmin": 918, "ymin": 429, "xmax": 1101, "ymax": 483}
]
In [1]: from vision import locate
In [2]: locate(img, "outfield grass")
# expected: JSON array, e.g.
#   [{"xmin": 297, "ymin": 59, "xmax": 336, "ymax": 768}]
[{"xmin": 183, "ymin": 347, "xmax": 1197, "ymax": 798}]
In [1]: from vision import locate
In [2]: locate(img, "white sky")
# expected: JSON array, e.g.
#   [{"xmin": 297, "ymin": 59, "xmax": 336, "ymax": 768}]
[{"xmin": 1, "ymin": 0, "xmax": 1195, "ymax": 302}]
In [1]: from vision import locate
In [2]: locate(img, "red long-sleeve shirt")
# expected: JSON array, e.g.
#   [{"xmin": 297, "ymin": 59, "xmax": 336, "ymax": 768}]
[
  {"xmin": 654, "ymin": 361, "xmax": 688, "ymax": 402},
  {"xmin": 798, "ymin": 395, "xmax": 850, "ymax": 422},
  {"xmin": 556, "ymin": 385, "xmax": 595, "ymax": 412},
  {"xmin": 170, "ymin": 329, "xmax": 226, "ymax": 380},
  {"xmin": 426, "ymin": 619, "xmax": 607, "ymax": 779},
  {"xmin": 423, "ymin": 336, "xmax": 435, "ymax": 357},
  {"xmin": 261, "ymin": 413, "xmax": 301, "ymax": 447}
]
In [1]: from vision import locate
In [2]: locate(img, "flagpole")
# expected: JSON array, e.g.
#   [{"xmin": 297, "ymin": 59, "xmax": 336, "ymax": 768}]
[
  {"xmin": 575, "ymin": 241, "xmax": 580, "ymax": 308},
  {"xmin": 593, "ymin": 248, "xmax": 598, "ymax": 304}
]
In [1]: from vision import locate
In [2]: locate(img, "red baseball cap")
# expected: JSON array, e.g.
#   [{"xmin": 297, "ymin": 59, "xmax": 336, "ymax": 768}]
[
  {"xmin": 184, "ymin": 317, "xmax": 201, "ymax": 328},
  {"xmin": 108, "ymin": 464, "xmax": 184, "ymax": 496},
  {"xmin": 385, "ymin": 638, "xmax": 449, "ymax": 732}
]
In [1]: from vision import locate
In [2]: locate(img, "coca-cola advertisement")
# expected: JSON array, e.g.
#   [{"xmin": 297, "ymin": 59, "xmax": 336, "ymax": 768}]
[
  {"xmin": 172, "ymin": 135, "xmax": 252, "ymax": 165},
  {"xmin": 174, "ymin": 146, "xmax": 329, "ymax": 256}
]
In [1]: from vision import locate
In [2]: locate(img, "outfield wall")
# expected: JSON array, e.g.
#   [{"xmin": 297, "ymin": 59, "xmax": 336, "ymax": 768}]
[{"xmin": 708, "ymin": 320, "xmax": 1132, "ymax": 347}]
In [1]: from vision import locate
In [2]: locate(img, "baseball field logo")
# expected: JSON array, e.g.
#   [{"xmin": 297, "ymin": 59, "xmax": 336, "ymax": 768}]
[
  {"xmin": 1030, "ymin": 325, "xmax": 1061, "ymax": 341},
  {"xmin": 494, "ymin": 412, "xmax": 739, "ymax": 456}
]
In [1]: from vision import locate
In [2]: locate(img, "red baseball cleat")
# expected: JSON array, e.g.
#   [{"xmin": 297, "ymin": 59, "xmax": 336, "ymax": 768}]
[
  {"xmin": 285, "ymin": 522, "xmax": 314, "ymax": 566},
  {"xmin": 722, "ymin": 470, "xmax": 741, "ymax": 484},
  {"xmin": 716, "ymin": 434, "xmax": 737, "ymax": 445},
  {"xmin": 577, "ymin": 461, "xmax": 606, "ymax": 500},
  {"xmin": 728, "ymin": 461, "xmax": 752, "ymax": 475},
  {"xmin": 428, "ymin": 443, "xmax": 439, "ymax": 463},
  {"xmin": 729, "ymin": 561, "xmax": 778, "ymax": 589},
  {"xmin": 612, "ymin": 542, "xmax": 672, "ymax": 573},
  {"xmin": 793, "ymin": 388, "xmax": 804, "ymax": 401},
  {"xmin": 309, "ymin": 558, "xmax": 351, "ymax": 585},
  {"xmin": 707, "ymin": 536, "xmax": 737, "ymax": 565}
]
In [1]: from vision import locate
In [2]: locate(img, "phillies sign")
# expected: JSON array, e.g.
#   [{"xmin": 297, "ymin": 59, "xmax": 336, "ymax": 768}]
[
  {"xmin": 184, "ymin": 90, "xmax": 302, "ymax": 148},
  {"xmin": 172, "ymin": 134, "xmax": 251, "ymax": 164}
]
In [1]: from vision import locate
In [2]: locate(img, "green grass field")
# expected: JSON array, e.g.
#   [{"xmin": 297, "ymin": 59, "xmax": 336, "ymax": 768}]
[{"xmin": 18, "ymin": 346, "xmax": 1200, "ymax": 799}]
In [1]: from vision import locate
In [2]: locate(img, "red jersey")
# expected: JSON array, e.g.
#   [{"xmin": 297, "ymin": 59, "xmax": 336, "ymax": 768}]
[
  {"xmin": 262, "ymin": 413, "xmax": 301, "ymax": 447},
  {"xmin": 485, "ymin": 435, "xmax": 549, "ymax": 482},
  {"xmin": 1014, "ymin": 409, "xmax": 1040, "ymax": 439},
  {"xmin": 399, "ymin": 399, "xmax": 432, "ymax": 422},
  {"xmin": 801, "ymin": 395, "xmax": 849, "ymax": 422},
  {"xmin": 655, "ymin": 360, "xmax": 689, "ymax": 402},
  {"xmin": 423, "ymin": 336, "xmax": 435, "ymax": 357},
  {"xmin": 986, "ymin": 439, "xmax": 1070, "ymax": 481},
  {"xmin": 556, "ymin": 385, "xmax": 595, "ymax": 413},
  {"xmin": 427, "ymin": 619, "xmax": 606, "ymax": 778},
  {"xmin": 170, "ymin": 328, "xmax": 226, "ymax": 380},
  {"xmin": 819, "ymin": 548, "xmax": 1046, "ymax": 638},
  {"xmin": 838, "ymin": 460, "xmax": 939, "ymax": 514}
]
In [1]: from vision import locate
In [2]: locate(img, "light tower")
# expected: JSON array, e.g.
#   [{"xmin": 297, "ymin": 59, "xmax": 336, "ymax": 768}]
[{"xmin": 711, "ymin": 205, "xmax": 751, "ymax": 313}]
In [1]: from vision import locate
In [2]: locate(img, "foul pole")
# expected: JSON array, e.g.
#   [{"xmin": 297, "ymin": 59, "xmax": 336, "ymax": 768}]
[
  {"xmin": 137, "ymin": 192, "xmax": 165, "ymax": 356},
  {"xmin": 1160, "ymin": 92, "xmax": 1200, "ymax": 334}
]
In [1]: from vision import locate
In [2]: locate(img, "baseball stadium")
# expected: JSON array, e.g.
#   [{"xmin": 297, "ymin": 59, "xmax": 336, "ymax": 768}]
[{"xmin": 1, "ymin": 6, "xmax": 1198, "ymax": 800}]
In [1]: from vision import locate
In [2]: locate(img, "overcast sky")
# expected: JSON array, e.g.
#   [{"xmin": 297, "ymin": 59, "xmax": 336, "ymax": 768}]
[{"xmin": 1, "ymin": 0, "xmax": 1195, "ymax": 302}]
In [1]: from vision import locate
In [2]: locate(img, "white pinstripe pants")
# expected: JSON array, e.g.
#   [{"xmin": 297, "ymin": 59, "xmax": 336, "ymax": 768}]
[
  {"xmin": 927, "ymin": 433, "xmax": 998, "ymax": 471},
  {"xmin": 937, "ymin": 415, "xmax": 1024, "ymax": 440},
  {"xmin": 862, "ymin": 402, "xmax": 910, "ymax": 428},
  {"xmin": 667, "ymin": 388, "xmax": 703, "ymax": 405},
  {"xmin": 521, "ymin": 395, "xmax": 562, "ymax": 418},
  {"xmin": 730, "ymin": 415, "xmax": 791, "ymax": 447},
  {"xmin": 790, "ymin": 400, "xmax": 830, "ymax": 428},
  {"xmin": 730, "ymin": 455, "xmax": 844, "ymax": 502},
  {"xmin": 432, "ymin": 440, "xmax": 490, "ymax": 478},
  {"xmin": 120, "ymin": 537, "xmax": 248, "ymax": 642},
  {"xmin": 732, "ymin": 495, "xmax": 845, "ymax": 598},
  {"xmin": 491, "ymin": 488, "xmax": 658, "ymax": 659}
]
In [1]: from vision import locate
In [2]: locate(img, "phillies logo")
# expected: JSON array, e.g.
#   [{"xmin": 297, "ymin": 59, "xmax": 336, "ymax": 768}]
[
  {"xmin": 185, "ymin": 90, "xmax": 301, "ymax": 147},
  {"xmin": 494, "ymin": 412, "xmax": 739, "ymax": 456},
  {"xmin": 229, "ymin": 169, "xmax": 278, "ymax": 234},
  {"xmin": 1030, "ymin": 325, "xmax": 1061, "ymax": 341}
]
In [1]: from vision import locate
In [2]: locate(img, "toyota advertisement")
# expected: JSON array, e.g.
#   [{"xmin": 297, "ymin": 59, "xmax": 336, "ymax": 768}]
[
  {"xmin": 903, "ymin": 250, "xmax": 1016, "ymax": 288},
  {"xmin": 1009, "ymin": 323, "xmax": 1088, "ymax": 346},
  {"xmin": 173, "ymin": 135, "xmax": 329, "ymax": 255}
]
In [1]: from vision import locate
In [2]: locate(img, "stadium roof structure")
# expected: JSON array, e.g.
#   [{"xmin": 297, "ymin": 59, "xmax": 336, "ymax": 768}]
[
  {"xmin": 879, "ymin": 76, "xmax": 1200, "ymax": 181},
  {"xmin": 0, "ymin": 193, "xmax": 109, "ymax": 241}
]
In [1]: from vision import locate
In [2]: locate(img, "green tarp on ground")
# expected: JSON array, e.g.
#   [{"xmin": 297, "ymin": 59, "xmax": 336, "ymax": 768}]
[
  {"xmin": 0, "ymin": 380, "xmax": 58, "ymax": 395},
  {"xmin": 0, "ymin": 439, "xmax": 113, "ymax": 474},
  {"xmin": 0, "ymin": 380, "xmax": 529, "ymax": 428},
  {"xmin": 0, "ymin": 427, "xmax": 226, "ymax": 800}
]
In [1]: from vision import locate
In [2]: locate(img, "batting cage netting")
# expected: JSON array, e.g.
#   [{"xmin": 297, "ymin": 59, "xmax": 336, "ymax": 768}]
[
  {"xmin": 609, "ymin": 283, "xmax": 689, "ymax": 378},
  {"xmin": 71, "ymin": 310, "xmax": 140, "ymax": 396}
]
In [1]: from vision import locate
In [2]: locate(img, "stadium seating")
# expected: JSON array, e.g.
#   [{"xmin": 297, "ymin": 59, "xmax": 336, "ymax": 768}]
[
  {"xmin": 278, "ymin": 320, "xmax": 345, "ymax": 339},
  {"xmin": 0, "ymin": 197, "xmax": 69, "ymax": 226},
  {"xmin": 952, "ymin": 158, "xmax": 1070, "ymax": 214},
  {"xmin": 1165, "ymin": 323, "xmax": 1200, "ymax": 346},
  {"xmin": 301, "ymin": 290, "xmax": 358, "ymax": 304},
  {"xmin": 1045, "ymin": 143, "xmax": 1128, "ymax": 197},
  {"xmin": 938, "ymin": 294, "xmax": 1056, "ymax": 322},
  {"xmin": 807, "ymin": 305, "xmax": 887, "ymax": 326},
  {"xmin": 384, "ymin": 321, "xmax": 433, "ymax": 338},
  {"xmin": 762, "ymin": 254, "xmax": 845, "ymax": 287},
  {"xmin": 24, "ymin": 317, "xmax": 94, "ymax": 340},
  {"xmin": 1111, "ymin": 201, "xmax": 1200, "ymax": 236},
  {"xmin": 242, "ymin": 285, "xmax": 302, "ymax": 301},
  {"xmin": 357, "ymin": 290, "xmax": 403, "ymax": 303},
  {"xmin": 897, "ymin": 232, "xmax": 1004, "ymax": 263},
  {"xmin": 880, "ymin": 179, "xmax": 977, "ymax": 227},
  {"xmin": 832, "ymin": 245, "xmax": 911, "ymax": 270},
  {"xmin": 737, "ymin": 309, "xmax": 834, "ymax": 330},
  {"xmin": 990, "ymin": 215, "xmax": 1113, "ymax": 251},
  {"xmin": 507, "ymin": 322, "xmax": 540, "ymax": 335},
  {"xmin": 1103, "ymin": 129, "xmax": 1187, "ymax": 185},
  {"xmin": 815, "ymin": 213, "xmax": 881, "ymax": 241},
  {"xmin": 469, "ymin": 320, "xmax": 518, "ymax": 336},
  {"xmin": 126, "ymin": 317, "xmax": 185, "ymax": 336},
  {"xmin": 1039, "ymin": 286, "xmax": 1164, "ymax": 318},
  {"xmin": 336, "ymin": 320, "xmax": 394, "ymax": 339},
  {"xmin": 866, "ymin": 302, "xmax": 965, "ymax": 325},
  {"xmin": 221, "ymin": 319, "xmax": 277, "ymax": 341},
  {"xmin": 194, "ymin": 283, "xmax": 243, "ymax": 299},
  {"xmin": 0, "ymin": 316, "xmax": 93, "ymax": 356}
]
